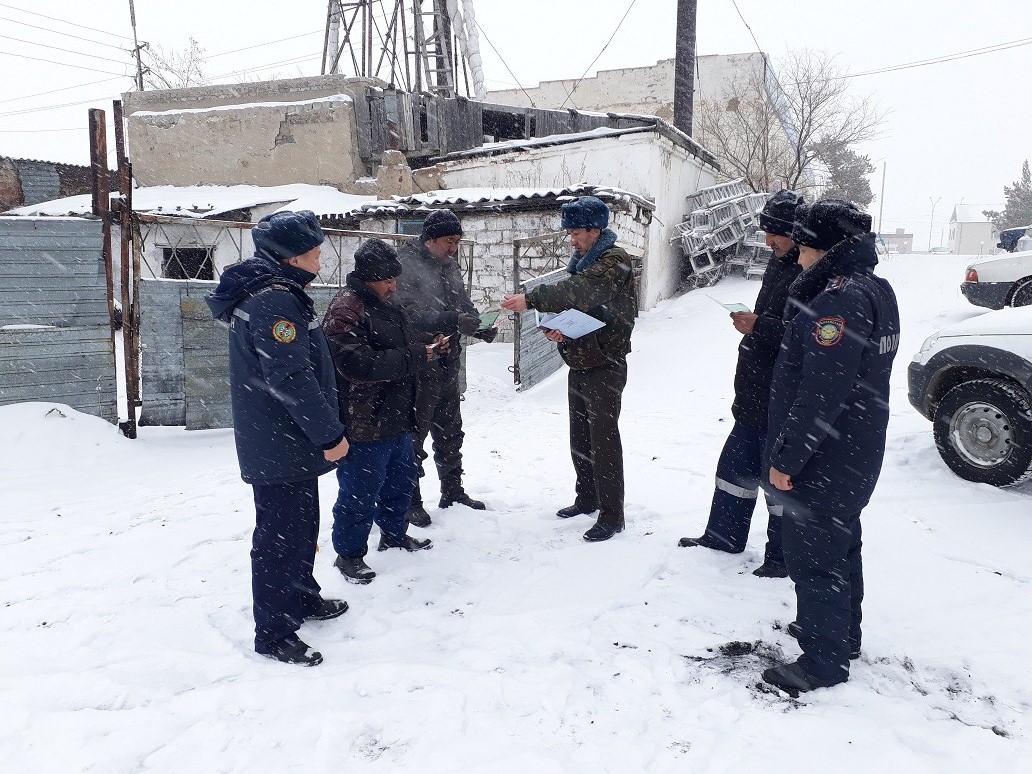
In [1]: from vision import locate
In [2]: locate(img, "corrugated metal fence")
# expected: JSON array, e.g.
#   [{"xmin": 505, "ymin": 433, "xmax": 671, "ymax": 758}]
[{"xmin": 0, "ymin": 218, "xmax": 117, "ymax": 421}]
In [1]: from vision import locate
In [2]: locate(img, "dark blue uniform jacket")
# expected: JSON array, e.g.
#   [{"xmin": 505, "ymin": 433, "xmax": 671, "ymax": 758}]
[
  {"xmin": 763, "ymin": 233, "xmax": 901, "ymax": 515},
  {"xmin": 206, "ymin": 256, "xmax": 346, "ymax": 485}
]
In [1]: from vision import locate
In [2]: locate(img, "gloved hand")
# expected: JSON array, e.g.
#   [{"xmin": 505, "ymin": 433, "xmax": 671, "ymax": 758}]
[
  {"xmin": 457, "ymin": 313, "xmax": 481, "ymax": 336},
  {"xmin": 472, "ymin": 326, "xmax": 498, "ymax": 343}
]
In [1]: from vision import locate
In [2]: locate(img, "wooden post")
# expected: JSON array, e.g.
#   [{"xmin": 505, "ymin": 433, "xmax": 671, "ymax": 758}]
[
  {"xmin": 113, "ymin": 100, "xmax": 139, "ymax": 439},
  {"xmin": 673, "ymin": 0, "xmax": 697, "ymax": 136}
]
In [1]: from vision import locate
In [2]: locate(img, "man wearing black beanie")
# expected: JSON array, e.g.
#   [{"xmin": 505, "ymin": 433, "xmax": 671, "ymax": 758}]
[
  {"xmin": 395, "ymin": 210, "xmax": 490, "ymax": 526},
  {"xmin": 206, "ymin": 210, "xmax": 351, "ymax": 667},
  {"xmin": 679, "ymin": 190, "xmax": 803, "ymax": 578},
  {"xmin": 322, "ymin": 239, "xmax": 449, "ymax": 584}
]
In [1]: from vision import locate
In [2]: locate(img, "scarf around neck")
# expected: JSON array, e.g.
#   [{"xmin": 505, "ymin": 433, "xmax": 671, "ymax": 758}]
[{"xmin": 568, "ymin": 228, "xmax": 618, "ymax": 274}]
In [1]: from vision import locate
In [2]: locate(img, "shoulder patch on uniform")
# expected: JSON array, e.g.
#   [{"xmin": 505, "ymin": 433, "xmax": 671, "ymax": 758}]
[
  {"xmin": 814, "ymin": 316, "xmax": 845, "ymax": 347},
  {"xmin": 272, "ymin": 319, "xmax": 297, "ymax": 343},
  {"xmin": 826, "ymin": 276, "xmax": 848, "ymax": 292}
]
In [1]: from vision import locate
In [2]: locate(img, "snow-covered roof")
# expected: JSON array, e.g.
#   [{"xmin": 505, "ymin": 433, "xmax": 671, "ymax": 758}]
[
  {"xmin": 355, "ymin": 184, "xmax": 655, "ymax": 218},
  {"xmin": 951, "ymin": 204, "xmax": 1002, "ymax": 223},
  {"xmin": 433, "ymin": 120, "xmax": 717, "ymax": 168},
  {"xmin": 130, "ymin": 94, "xmax": 353, "ymax": 117},
  {"xmin": 2, "ymin": 184, "xmax": 373, "ymax": 221}
]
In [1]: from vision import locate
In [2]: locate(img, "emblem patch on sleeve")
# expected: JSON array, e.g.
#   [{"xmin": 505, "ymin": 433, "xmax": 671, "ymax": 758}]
[
  {"xmin": 814, "ymin": 316, "xmax": 845, "ymax": 347},
  {"xmin": 272, "ymin": 320, "xmax": 297, "ymax": 343}
]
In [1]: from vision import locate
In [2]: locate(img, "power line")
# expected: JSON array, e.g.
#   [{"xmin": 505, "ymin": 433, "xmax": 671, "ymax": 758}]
[
  {"xmin": 560, "ymin": 0, "xmax": 638, "ymax": 109},
  {"xmin": 0, "ymin": 49, "xmax": 129, "ymax": 76},
  {"xmin": 0, "ymin": 126, "xmax": 85, "ymax": 133},
  {"xmin": 470, "ymin": 18, "xmax": 537, "ymax": 107},
  {"xmin": 730, "ymin": 0, "xmax": 763, "ymax": 53},
  {"xmin": 0, "ymin": 33, "xmax": 131, "ymax": 66},
  {"xmin": 0, "ymin": 87, "xmax": 133, "ymax": 119},
  {"xmin": 0, "ymin": 76, "xmax": 126, "ymax": 106},
  {"xmin": 0, "ymin": 2, "xmax": 132, "ymax": 41},
  {"xmin": 844, "ymin": 37, "xmax": 1032, "ymax": 79},
  {"xmin": 207, "ymin": 30, "xmax": 323, "ymax": 60},
  {"xmin": 0, "ymin": 14, "xmax": 131, "ymax": 51},
  {"xmin": 208, "ymin": 53, "xmax": 322, "ymax": 81}
]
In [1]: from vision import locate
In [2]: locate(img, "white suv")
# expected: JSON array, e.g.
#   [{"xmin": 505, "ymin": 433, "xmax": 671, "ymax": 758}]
[
  {"xmin": 961, "ymin": 250, "xmax": 1032, "ymax": 309},
  {"xmin": 909, "ymin": 306, "xmax": 1032, "ymax": 486}
]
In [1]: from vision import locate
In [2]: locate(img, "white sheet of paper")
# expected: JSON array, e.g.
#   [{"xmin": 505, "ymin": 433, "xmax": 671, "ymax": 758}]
[
  {"xmin": 535, "ymin": 309, "xmax": 605, "ymax": 339},
  {"xmin": 706, "ymin": 295, "xmax": 752, "ymax": 314}
]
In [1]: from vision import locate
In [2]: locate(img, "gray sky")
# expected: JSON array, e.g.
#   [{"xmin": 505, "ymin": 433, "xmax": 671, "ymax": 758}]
[{"xmin": 2, "ymin": 0, "xmax": 1030, "ymax": 248}]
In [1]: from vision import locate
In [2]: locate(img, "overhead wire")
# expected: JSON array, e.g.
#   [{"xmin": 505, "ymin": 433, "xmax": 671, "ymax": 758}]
[
  {"xmin": 0, "ymin": 49, "xmax": 129, "ymax": 76},
  {"xmin": 470, "ymin": 18, "xmax": 537, "ymax": 107},
  {"xmin": 0, "ymin": 2, "xmax": 132, "ymax": 41},
  {"xmin": 0, "ymin": 76, "xmax": 126, "ymax": 106},
  {"xmin": 559, "ymin": 0, "xmax": 638, "ymax": 109},
  {"xmin": 0, "ymin": 32, "xmax": 131, "ymax": 66},
  {"xmin": 0, "ymin": 14, "xmax": 131, "ymax": 51},
  {"xmin": 207, "ymin": 30, "xmax": 324, "ymax": 59}
]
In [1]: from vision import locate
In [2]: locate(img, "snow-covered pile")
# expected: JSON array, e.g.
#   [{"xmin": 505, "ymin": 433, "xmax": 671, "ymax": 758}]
[{"xmin": 2, "ymin": 254, "xmax": 1030, "ymax": 771}]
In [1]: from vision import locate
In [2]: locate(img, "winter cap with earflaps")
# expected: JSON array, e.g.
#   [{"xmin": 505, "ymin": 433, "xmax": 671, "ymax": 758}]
[
  {"xmin": 759, "ymin": 190, "xmax": 804, "ymax": 237},
  {"xmin": 252, "ymin": 210, "xmax": 325, "ymax": 261},
  {"xmin": 354, "ymin": 238, "xmax": 403, "ymax": 282},
  {"xmin": 421, "ymin": 210, "xmax": 463, "ymax": 241},
  {"xmin": 560, "ymin": 196, "xmax": 610, "ymax": 230},
  {"xmin": 791, "ymin": 199, "xmax": 873, "ymax": 251}
]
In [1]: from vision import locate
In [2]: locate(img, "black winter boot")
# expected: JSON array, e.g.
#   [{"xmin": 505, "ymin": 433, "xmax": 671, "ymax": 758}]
[
  {"xmin": 439, "ymin": 492, "xmax": 486, "ymax": 510},
  {"xmin": 304, "ymin": 598, "xmax": 349, "ymax": 621},
  {"xmin": 678, "ymin": 534, "xmax": 723, "ymax": 549},
  {"xmin": 377, "ymin": 533, "xmax": 433, "ymax": 552},
  {"xmin": 762, "ymin": 660, "xmax": 846, "ymax": 695},
  {"xmin": 256, "ymin": 635, "xmax": 323, "ymax": 667},
  {"xmin": 752, "ymin": 561, "xmax": 789, "ymax": 578},
  {"xmin": 334, "ymin": 554, "xmax": 376, "ymax": 584},
  {"xmin": 557, "ymin": 502, "xmax": 597, "ymax": 518},
  {"xmin": 583, "ymin": 517, "xmax": 625, "ymax": 542},
  {"xmin": 407, "ymin": 503, "xmax": 432, "ymax": 527}
]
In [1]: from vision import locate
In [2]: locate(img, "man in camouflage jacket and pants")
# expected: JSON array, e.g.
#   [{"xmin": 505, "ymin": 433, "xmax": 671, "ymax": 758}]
[{"xmin": 503, "ymin": 196, "xmax": 636, "ymax": 542}]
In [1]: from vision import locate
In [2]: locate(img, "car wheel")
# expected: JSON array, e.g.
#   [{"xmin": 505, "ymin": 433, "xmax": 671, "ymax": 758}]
[
  {"xmin": 1010, "ymin": 278, "xmax": 1032, "ymax": 307},
  {"xmin": 933, "ymin": 378, "xmax": 1032, "ymax": 486}
]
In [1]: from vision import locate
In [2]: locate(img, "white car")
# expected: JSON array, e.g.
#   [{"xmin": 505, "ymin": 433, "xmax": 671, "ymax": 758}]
[
  {"xmin": 908, "ymin": 306, "xmax": 1032, "ymax": 485},
  {"xmin": 960, "ymin": 250, "xmax": 1032, "ymax": 309}
]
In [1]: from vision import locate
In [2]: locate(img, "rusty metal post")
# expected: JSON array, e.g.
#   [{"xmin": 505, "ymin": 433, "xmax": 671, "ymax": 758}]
[
  {"xmin": 113, "ymin": 100, "xmax": 138, "ymax": 439},
  {"xmin": 89, "ymin": 109, "xmax": 116, "ymax": 336}
]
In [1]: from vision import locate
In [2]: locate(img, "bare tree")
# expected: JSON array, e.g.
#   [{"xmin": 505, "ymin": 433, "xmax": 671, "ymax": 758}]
[
  {"xmin": 695, "ymin": 50, "xmax": 884, "ymax": 198},
  {"xmin": 143, "ymin": 37, "xmax": 208, "ymax": 90}
]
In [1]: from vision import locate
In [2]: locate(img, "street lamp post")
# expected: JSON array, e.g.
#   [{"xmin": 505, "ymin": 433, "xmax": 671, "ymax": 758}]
[{"xmin": 929, "ymin": 196, "xmax": 942, "ymax": 252}]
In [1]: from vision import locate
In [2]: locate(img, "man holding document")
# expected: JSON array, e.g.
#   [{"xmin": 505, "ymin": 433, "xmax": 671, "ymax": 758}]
[{"xmin": 502, "ymin": 196, "xmax": 636, "ymax": 542}]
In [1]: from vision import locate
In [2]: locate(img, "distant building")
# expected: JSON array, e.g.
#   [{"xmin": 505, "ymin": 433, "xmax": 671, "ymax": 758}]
[
  {"xmin": 878, "ymin": 228, "xmax": 914, "ymax": 254},
  {"xmin": 949, "ymin": 205, "xmax": 1000, "ymax": 255}
]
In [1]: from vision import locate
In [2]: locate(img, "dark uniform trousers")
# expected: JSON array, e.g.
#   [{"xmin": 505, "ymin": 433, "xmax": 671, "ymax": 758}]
[
  {"xmin": 782, "ymin": 506, "xmax": 864, "ymax": 683},
  {"xmin": 569, "ymin": 358, "xmax": 627, "ymax": 527},
  {"xmin": 250, "ymin": 479, "xmax": 323, "ymax": 652},
  {"xmin": 412, "ymin": 362, "xmax": 465, "ymax": 504},
  {"xmin": 702, "ymin": 421, "xmax": 784, "ymax": 566}
]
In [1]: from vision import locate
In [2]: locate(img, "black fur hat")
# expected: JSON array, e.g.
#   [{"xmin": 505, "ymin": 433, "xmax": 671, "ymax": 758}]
[{"xmin": 792, "ymin": 199, "xmax": 873, "ymax": 251}]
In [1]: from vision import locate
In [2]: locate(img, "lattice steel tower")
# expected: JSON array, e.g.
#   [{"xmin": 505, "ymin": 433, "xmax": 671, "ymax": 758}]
[{"xmin": 322, "ymin": 0, "xmax": 486, "ymax": 100}]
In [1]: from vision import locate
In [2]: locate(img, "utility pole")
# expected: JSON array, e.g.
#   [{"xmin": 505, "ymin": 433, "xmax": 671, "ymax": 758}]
[
  {"xmin": 672, "ymin": 0, "xmax": 697, "ymax": 135},
  {"xmin": 877, "ymin": 161, "xmax": 887, "ymax": 237},
  {"xmin": 929, "ymin": 196, "xmax": 942, "ymax": 252},
  {"xmin": 128, "ymin": 0, "xmax": 146, "ymax": 90}
]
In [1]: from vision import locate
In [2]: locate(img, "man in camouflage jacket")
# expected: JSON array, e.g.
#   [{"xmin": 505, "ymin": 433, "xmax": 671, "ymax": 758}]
[{"xmin": 502, "ymin": 196, "xmax": 636, "ymax": 542}]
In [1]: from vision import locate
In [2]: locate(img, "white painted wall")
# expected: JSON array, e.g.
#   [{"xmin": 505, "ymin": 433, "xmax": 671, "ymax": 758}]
[
  {"xmin": 950, "ymin": 221, "xmax": 998, "ymax": 256},
  {"xmin": 436, "ymin": 132, "xmax": 717, "ymax": 307}
]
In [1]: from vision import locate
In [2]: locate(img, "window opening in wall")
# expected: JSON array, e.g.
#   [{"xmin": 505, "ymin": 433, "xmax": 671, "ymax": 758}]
[
  {"xmin": 397, "ymin": 218, "xmax": 424, "ymax": 236},
  {"xmin": 162, "ymin": 247, "xmax": 214, "ymax": 280}
]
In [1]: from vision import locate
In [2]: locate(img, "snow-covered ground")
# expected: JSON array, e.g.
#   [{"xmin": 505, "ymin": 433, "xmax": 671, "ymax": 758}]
[{"xmin": 2, "ymin": 254, "xmax": 1030, "ymax": 773}]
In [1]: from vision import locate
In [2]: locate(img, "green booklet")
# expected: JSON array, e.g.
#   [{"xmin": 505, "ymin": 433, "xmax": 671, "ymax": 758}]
[{"xmin": 478, "ymin": 311, "xmax": 500, "ymax": 330}]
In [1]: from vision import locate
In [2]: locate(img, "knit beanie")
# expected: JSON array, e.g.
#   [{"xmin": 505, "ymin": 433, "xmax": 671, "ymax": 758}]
[
  {"xmin": 421, "ymin": 210, "xmax": 463, "ymax": 241},
  {"xmin": 354, "ymin": 238, "xmax": 403, "ymax": 282},
  {"xmin": 792, "ymin": 199, "xmax": 873, "ymax": 251},
  {"xmin": 759, "ymin": 190, "xmax": 804, "ymax": 237},
  {"xmin": 252, "ymin": 210, "xmax": 324, "ymax": 261},
  {"xmin": 560, "ymin": 196, "xmax": 610, "ymax": 230}
]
